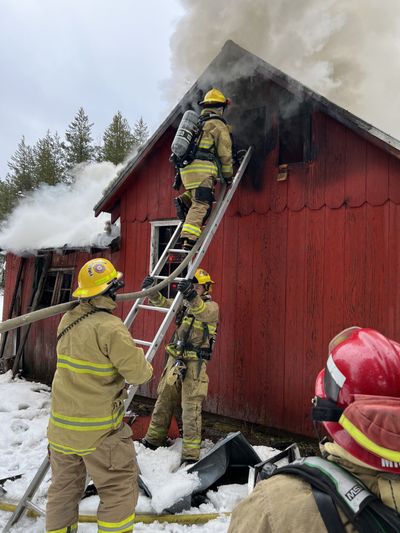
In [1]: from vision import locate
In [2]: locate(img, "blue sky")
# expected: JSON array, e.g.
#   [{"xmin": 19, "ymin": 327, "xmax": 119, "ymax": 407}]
[{"xmin": 0, "ymin": 0, "xmax": 184, "ymax": 176}]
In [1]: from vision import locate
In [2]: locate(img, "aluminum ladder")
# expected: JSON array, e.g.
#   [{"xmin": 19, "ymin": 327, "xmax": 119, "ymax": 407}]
[{"xmin": 3, "ymin": 146, "xmax": 252, "ymax": 531}]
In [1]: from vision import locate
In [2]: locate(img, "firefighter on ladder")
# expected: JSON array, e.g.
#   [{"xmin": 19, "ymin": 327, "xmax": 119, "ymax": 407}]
[
  {"xmin": 228, "ymin": 327, "xmax": 400, "ymax": 533},
  {"xmin": 140, "ymin": 268, "xmax": 219, "ymax": 464},
  {"xmin": 175, "ymin": 88, "xmax": 233, "ymax": 250},
  {"xmin": 46, "ymin": 258, "xmax": 153, "ymax": 533}
]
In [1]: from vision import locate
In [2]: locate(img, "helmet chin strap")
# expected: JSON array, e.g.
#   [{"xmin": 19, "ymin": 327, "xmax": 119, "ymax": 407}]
[{"xmin": 104, "ymin": 278, "xmax": 125, "ymax": 300}]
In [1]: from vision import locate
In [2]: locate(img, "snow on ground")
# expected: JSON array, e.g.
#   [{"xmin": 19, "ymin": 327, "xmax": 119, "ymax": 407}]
[{"xmin": 0, "ymin": 372, "xmax": 279, "ymax": 532}]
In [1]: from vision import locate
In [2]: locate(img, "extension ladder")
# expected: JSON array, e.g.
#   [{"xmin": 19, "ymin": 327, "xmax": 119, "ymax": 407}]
[{"xmin": 3, "ymin": 147, "xmax": 252, "ymax": 531}]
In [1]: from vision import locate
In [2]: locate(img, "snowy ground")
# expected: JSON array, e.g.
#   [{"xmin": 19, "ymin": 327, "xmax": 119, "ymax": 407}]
[{"xmin": 0, "ymin": 372, "xmax": 279, "ymax": 532}]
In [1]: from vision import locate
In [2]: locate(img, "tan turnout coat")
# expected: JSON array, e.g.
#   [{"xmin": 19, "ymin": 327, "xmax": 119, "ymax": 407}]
[{"xmin": 47, "ymin": 294, "xmax": 153, "ymax": 455}]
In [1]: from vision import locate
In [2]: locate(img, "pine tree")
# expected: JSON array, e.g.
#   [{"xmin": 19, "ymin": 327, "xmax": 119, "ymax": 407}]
[
  {"xmin": 133, "ymin": 117, "xmax": 149, "ymax": 146},
  {"xmin": 101, "ymin": 111, "xmax": 136, "ymax": 164},
  {"xmin": 0, "ymin": 179, "xmax": 17, "ymax": 224},
  {"xmin": 7, "ymin": 136, "xmax": 36, "ymax": 197},
  {"xmin": 64, "ymin": 107, "xmax": 95, "ymax": 168},
  {"xmin": 33, "ymin": 131, "xmax": 66, "ymax": 186}
]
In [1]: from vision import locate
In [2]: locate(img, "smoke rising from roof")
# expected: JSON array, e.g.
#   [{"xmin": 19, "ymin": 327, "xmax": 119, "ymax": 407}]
[
  {"xmin": 0, "ymin": 162, "xmax": 121, "ymax": 254},
  {"xmin": 168, "ymin": 0, "xmax": 400, "ymax": 139}
]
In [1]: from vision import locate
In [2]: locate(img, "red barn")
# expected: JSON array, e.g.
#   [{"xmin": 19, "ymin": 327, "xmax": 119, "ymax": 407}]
[{"xmin": 4, "ymin": 40, "xmax": 400, "ymax": 436}]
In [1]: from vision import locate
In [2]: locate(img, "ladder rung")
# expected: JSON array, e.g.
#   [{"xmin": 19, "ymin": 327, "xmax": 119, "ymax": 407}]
[
  {"xmin": 138, "ymin": 304, "xmax": 169, "ymax": 313},
  {"xmin": 154, "ymin": 275, "xmax": 185, "ymax": 282},
  {"xmin": 168, "ymin": 248, "xmax": 190, "ymax": 254},
  {"xmin": 133, "ymin": 339, "xmax": 152, "ymax": 347}
]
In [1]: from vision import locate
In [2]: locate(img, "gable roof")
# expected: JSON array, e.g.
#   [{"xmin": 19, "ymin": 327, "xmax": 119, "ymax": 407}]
[{"xmin": 94, "ymin": 40, "xmax": 400, "ymax": 216}]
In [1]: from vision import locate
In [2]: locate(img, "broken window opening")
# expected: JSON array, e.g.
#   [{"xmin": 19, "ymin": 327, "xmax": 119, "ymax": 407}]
[
  {"xmin": 278, "ymin": 111, "xmax": 311, "ymax": 165},
  {"xmin": 39, "ymin": 269, "xmax": 74, "ymax": 307}
]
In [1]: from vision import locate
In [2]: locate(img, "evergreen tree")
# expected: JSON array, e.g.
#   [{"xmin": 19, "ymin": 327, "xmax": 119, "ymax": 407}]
[
  {"xmin": 133, "ymin": 116, "xmax": 149, "ymax": 146},
  {"xmin": 64, "ymin": 107, "xmax": 95, "ymax": 168},
  {"xmin": 7, "ymin": 136, "xmax": 36, "ymax": 197},
  {"xmin": 33, "ymin": 131, "xmax": 66, "ymax": 186},
  {"xmin": 101, "ymin": 111, "xmax": 135, "ymax": 165},
  {"xmin": 0, "ymin": 179, "xmax": 17, "ymax": 224}
]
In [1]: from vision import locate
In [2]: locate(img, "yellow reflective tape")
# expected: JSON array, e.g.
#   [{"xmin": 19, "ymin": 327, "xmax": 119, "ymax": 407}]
[
  {"xmin": 52, "ymin": 410, "xmax": 118, "ymax": 423},
  {"xmin": 50, "ymin": 415, "xmax": 123, "ymax": 432},
  {"xmin": 339, "ymin": 414, "xmax": 400, "ymax": 462},
  {"xmin": 57, "ymin": 363, "xmax": 117, "ymax": 376},
  {"xmin": 94, "ymin": 268, "xmax": 118, "ymax": 286},
  {"xmin": 48, "ymin": 439, "xmax": 96, "ymax": 455},
  {"xmin": 191, "ymin": 302, "xmax": 206, "ymax": 314},
  {"xmin": 182, "ymin": 224, "xmax": 201, "ymax": 236},
  {"xmin": 198, "ymin": 141, "xmax": 213, "ymax": 148},
  {"xmin": 58, "ymin": 354, "xmax": 114, "ymax": 369},
  {"xmin": 98, "ymin": 513, "xmax": 135, "ymax": 528}
]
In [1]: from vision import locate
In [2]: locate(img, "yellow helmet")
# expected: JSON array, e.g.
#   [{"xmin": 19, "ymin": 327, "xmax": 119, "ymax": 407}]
[
  {"xmin": 193, "ymin": 268, "xmax": 214, "ymax": 286},
  {"xmin": 199, "ymin": 88, "xmax": 230, "ymax": 107},
  {"xmin": 72, "ymin": 258, "xmax": 123, "ymax": 299}
]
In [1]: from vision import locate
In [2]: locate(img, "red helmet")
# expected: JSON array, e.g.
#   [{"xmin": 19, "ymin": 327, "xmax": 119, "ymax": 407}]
[{"xmin": 313, "ymin": 327, "xmax": 400, "ymax": 473}]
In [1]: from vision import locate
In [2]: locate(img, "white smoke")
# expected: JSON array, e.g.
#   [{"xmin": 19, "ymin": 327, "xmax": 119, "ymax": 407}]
[
  {"xmin": 0, "ymin": 161, "xmax": 122, "ymax": 254},
  {"xmin": 167, "ymin": 0, "xmax": 400, "ymax": 139}
]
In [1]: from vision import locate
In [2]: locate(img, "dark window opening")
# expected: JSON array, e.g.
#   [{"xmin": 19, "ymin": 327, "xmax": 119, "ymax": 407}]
[
  {"xmin": 156, "ymin": 225, "xmax": 187, "ymax": 299},
  {"xmin": 279, "ymin": 111, "xmax": 311, "ymax": 164},
  {"xmin": 39, "ymin": 269, "xmax": 74, "ymax": 307}
]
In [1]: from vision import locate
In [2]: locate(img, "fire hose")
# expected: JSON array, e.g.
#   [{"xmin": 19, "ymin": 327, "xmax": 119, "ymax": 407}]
[
  {"xmin": 0, "ymin": 241, "xmax": 200, "ymax": 335},
  {"xmin": 0, "ymin": 502, "xmax": 230, "ymax": 525}
]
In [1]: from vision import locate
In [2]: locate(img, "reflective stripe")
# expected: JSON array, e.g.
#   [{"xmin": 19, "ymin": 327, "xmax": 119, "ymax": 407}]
[
  {"xmin": 198, "ymin": 140, "xmax": 213, "ymax": 148},
  {"xmin": 339, "ymin": 414, "xmax": 400, "ymax": 462},
  {"xmin": 190, "ymin": 300, "xmax": 206, "ymax": 315},
  {"xmin": 381, "ymin": 458, "xmax": 400, "ymax": 468},
  {"xmin": 182, "ymin": 316, "xmax": 216, "ymax": 334},
  {"xmin": 183, "ymin": 437, "xmax": 201, "ymax": 449},
  {"xmin": 182, "ymin": 224, "xmax": 201, "ymax": 237},
  {"xmin": 327, "ymin": 354, "xmax": 346, "ymax": 388},
  {"xmin": 50, "ymin": 408, "xmax": 124, "ymax": 432},
  {"xmin": 94, "ymin": 268, "xmax": 118, "ymax": 286},
  {"xmin": 98, "ymin": 513, "xmax": 135, "ymax": 532},
  {"xmin": 48, "ymin": 439, "xmax": 96, "ymax": 456},
  {"xmin": 57, "ymin": 354, "xmax": 117, "ymax": 376},
  {"xmin": 326, "ymin": 354, "xmax": 346, "ymax": 401}
]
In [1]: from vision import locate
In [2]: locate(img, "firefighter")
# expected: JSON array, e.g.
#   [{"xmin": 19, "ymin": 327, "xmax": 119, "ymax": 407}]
[
  {"xmin": 140, "ymin": 268, "xmax": 219, "ymax": 464},
  {"xmin": 176, "ymin": 88, "xmax": 233, "ymax": 250},
  {"xmin": 46, "ymin": 258, "xmax": 153, "ymax": 533},
  {"xmin": 228, "ymin": 327, "xmax": 400, "ymax": 533}
]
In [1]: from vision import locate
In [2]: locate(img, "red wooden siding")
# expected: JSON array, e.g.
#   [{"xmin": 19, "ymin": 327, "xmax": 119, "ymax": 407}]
[
  {"xmin": 113, "ymin": 111, "xmax": 400, "ymax": 436},
  {"xmin": 4, "ymin": 111, "xmax": 400, "ymax": 436}
]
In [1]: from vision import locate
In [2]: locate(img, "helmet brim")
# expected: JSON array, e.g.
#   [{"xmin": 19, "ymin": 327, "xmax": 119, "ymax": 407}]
[{"xmin": 315, "ymin": 368, "xmax": 400, "ymax": 473}]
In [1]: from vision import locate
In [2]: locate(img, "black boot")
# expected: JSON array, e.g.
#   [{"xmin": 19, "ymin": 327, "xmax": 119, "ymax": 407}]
[
  {"xmin": 174, "ymin": 197, "xmax": 188, "ymax": 222},
  {"xmin": 140, "ymin": 438, "xmax": 159, "ymax": 450},
  {"xmin": 183, "ymin": 239, "xmax": 196, "ymax": 251}
]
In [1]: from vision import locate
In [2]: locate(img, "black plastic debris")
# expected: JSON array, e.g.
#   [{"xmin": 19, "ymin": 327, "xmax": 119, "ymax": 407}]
[{"xmin": 139, "ymin": 431, "xmax": 261, "ymax": 513}]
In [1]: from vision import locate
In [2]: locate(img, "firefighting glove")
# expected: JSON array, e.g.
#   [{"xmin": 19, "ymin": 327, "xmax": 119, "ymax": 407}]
[
  {"xmin": 177, "ymin": 279, "xmax": 197, "ymax": 301},
  {"xmin": 141, "ymin": 276, "xmax": 156, "ymax": 289}
]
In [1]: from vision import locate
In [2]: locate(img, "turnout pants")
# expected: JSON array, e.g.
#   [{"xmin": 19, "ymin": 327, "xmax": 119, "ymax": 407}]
[
  {"xmin": 180, "ymin": 176, "xmax": 214, "ymax": 242},
  {"xmin": 145, "ymin": 355, "xmax": 209, "ymax": 461},
  {"xmin": 46, "ymin": 424, "xmax": 138, "ymax": 533}
]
